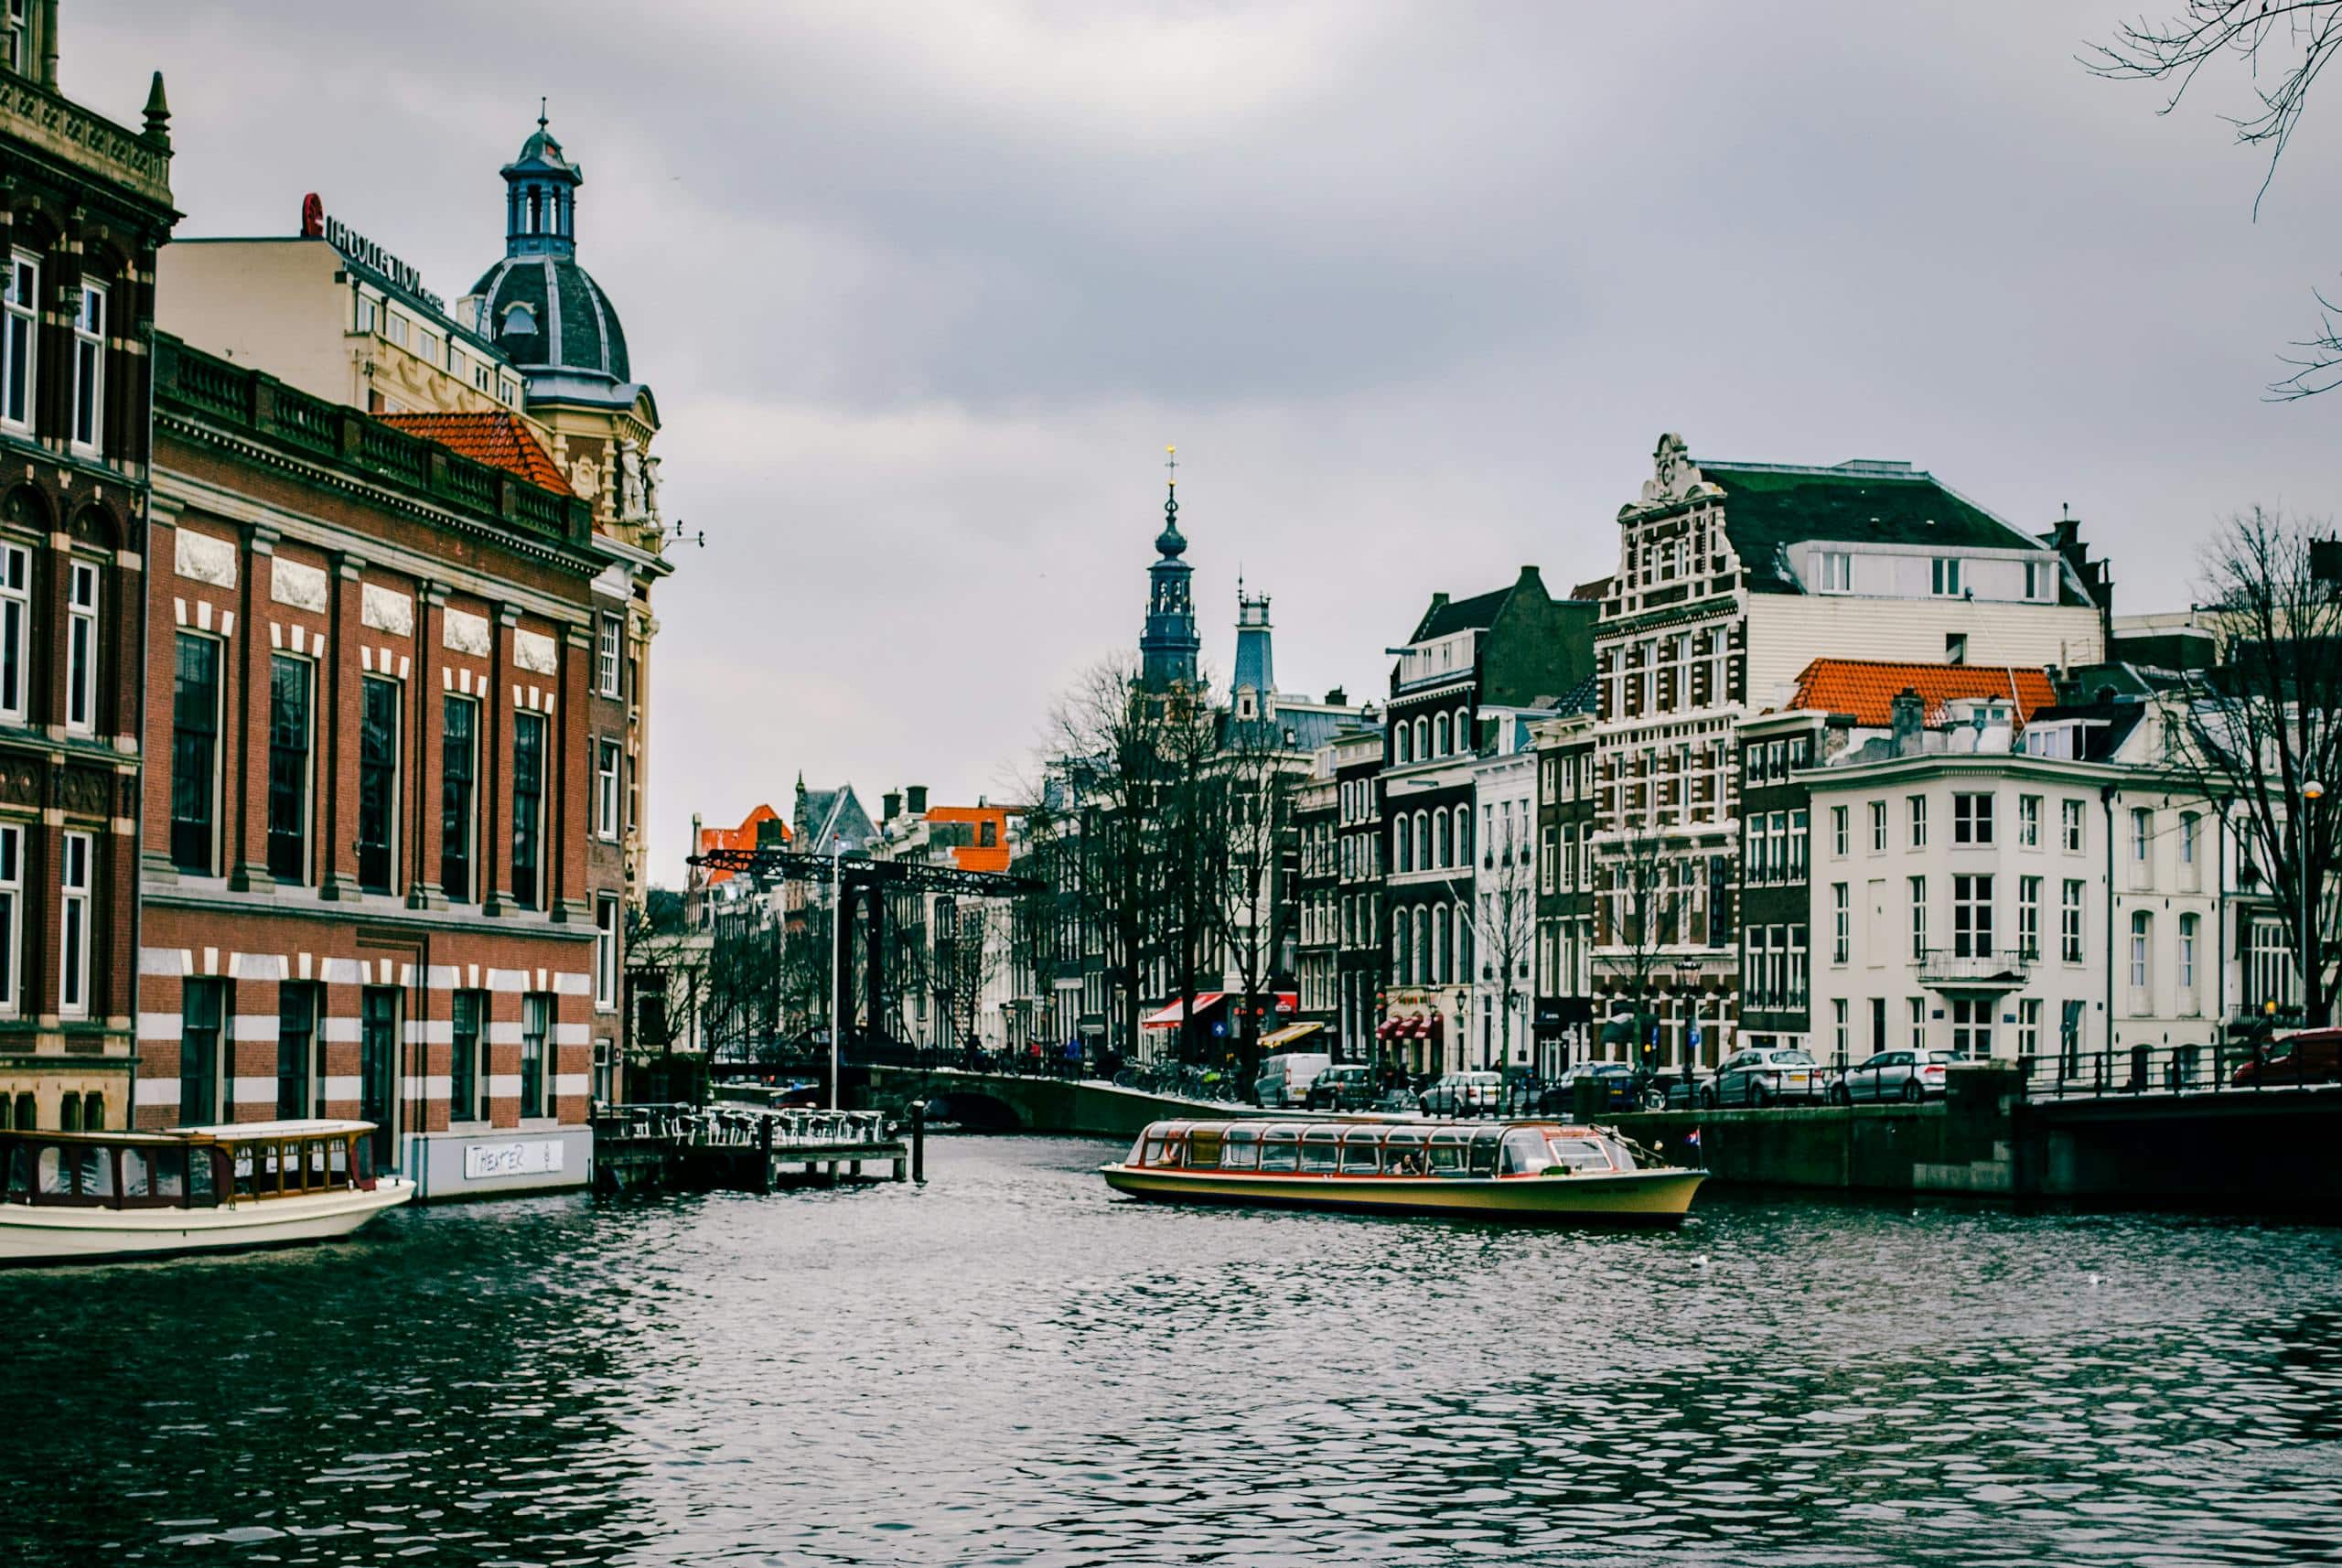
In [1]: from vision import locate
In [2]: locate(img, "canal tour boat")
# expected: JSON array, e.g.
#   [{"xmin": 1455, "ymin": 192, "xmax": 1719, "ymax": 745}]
[
  {"xmin": 0, "ymin": 1120, "xmax": 414, "ymax": 1265},
  {"xmin": 1101, "ymin": 1119, "xmax": 1704, "ymax": 1225}
]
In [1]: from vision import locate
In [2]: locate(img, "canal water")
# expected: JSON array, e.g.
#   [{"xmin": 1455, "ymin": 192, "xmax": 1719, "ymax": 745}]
[{"xmin": 4, "ymin": 1135, "xmax": 2339, "ymax": 1567}]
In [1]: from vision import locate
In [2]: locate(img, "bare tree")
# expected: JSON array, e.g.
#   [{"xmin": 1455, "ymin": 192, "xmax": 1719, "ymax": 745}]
[
  {"xmin": 2086, "ymin": 3, "xmax": 2342, "ymax": 396},
  {"xmin": 1597, "ymin": 827, "xmax": 1683, "ymax": 1063},
  {"xmin": 1206, "ymin": 726, "xmax": 1300, "ymax": 1097},
  {"xmin": 1462, "ymin": 809, "xmax": 1539, "ymax": 1072},
  {"xmin": 2167, "ymin": 507, "xmax": 2342, "ymax": 1025}
]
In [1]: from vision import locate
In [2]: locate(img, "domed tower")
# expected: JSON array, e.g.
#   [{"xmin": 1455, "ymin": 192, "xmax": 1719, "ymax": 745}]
[
  {"xmin": 1139, "ymin": 448, "xmax": 1200, "ymax": 693},
  {"xmin": 465, "ymin": 109, "xmax": 636, "ymax": 412}
]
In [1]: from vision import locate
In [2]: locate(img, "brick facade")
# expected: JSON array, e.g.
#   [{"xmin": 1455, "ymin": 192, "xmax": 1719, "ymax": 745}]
[
  {"xmin": 137, "ymin": 338, "xmax": 616, "ymax": 1189},
  {"xmin": 0, "ymin": 33, "xmax": 176, "ymax": 1133}
]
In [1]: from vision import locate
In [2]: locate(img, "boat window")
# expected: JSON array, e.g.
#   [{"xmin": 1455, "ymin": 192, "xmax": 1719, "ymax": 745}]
[
  {"xmin": 1338, "ymin": 1136, "xmax": 1382, "ymax": 1174},
  {"xmin": 121, "ymin": 1147, "xmax": 152, "ymax": 1199},
  {"xmin": 307, "ymin": 1140, "xmax": 331, "ymax": 1187},
  {"xmin": 3, "ymin": 1142, "xmax": 30, "ymax": 1201},
  {"xmin": 1427, "ymin": 1141, "xmax": 1466, "ymax": 1176},
  {"xmin": 153, "ymin": 1146, "xmax": 188, "ymax": 1203},
  {"xmin": 231, "ymin": 1144, "xmax": 256, "ymax": 1197},
  {"xmin": 1186, "ymin": 1130, "xmax": 1222, "ymax": 1170},
  {"xmin": 73, "ymin": 1144, "xmax": 113, "ymax": 1204},
  {"xmin": 1260, "ymin": 1133, "xmax": 1301, "ymax": 1173},
  {"xmin": 1501, "ymin": 1130, "xmax": 1551, "ymax": 1175},
  {"xmin": 1140, "ymin": 1137, "xmax": 1169, "ymax": 1167},
  {"xmin": 1221, "ymin": 1126, "xmax": 1260, "ymax": 1170},
  {"xmin": 1467, "ymin": 1129, "xmax": 1503, "ymax": 1176},
  {"xmin": 189, "ymin": 1148, "xmax": 220, "ymax": 1207},
  {"xmin": 1547, "ymin": 1137, "xmax": 1614, "ymax": 1172},
  {"xmin": 1298, "ymin": 1133, "xmax": 1339, "ymax": 1174},
  {"xmin": 327, "ymin": 1141, "xmax": 349, "ymax": 1185},
  {"xmin": 1600, "ymin": 1137, "xmax": 1639, "ymax": 1171}
]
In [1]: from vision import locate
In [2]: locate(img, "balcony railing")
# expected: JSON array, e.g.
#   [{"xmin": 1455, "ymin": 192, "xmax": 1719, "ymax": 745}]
[{"xmin": 1917, "ymin": 946, "xmax": 2034, "ymax": 987}]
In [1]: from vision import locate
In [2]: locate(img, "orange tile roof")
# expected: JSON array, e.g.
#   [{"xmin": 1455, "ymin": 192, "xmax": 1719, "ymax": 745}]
[
  {"xmin": 697, "ymin": 804, "xmax": 787, "ymax": 885},
  {"xmin": 922, "ymin": 805, "xmax": 1012, "ymax": 873},
  {"xmin": 1789, "ymin": 659, "xmax": 2057, "ymax": 727},
  {"xmin": 378, "ymin": 411, "xmax": 568, "ymax": 492}
]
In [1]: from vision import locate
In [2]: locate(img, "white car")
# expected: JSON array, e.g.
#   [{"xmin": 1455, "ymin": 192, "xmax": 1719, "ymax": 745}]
[
  {"xmin": 1421, "ymin": 1071, "xmax": 1504, "ymax": 1118},
  {"xmin": 1700, "ymin": 1047, "xmax": 1822, "ymax": 1108}
]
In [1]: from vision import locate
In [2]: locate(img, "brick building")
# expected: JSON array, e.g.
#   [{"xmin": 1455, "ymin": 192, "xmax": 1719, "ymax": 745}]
[
  {"xmin": 134, "ymin": 336, "xmax": 619, "ymax": 1195},
  {"xmin": 0, "ymin": 14, "xmax": 177, "ymax": 1132}
]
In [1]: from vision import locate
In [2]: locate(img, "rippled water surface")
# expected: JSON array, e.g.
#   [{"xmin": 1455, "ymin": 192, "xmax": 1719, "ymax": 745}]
[{"xmin": 4, "ymin": 1136, "xmax": 2341, "ymax": 1566}]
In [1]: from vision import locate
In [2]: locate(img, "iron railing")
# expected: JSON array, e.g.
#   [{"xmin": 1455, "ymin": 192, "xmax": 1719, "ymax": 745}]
[{"xmin": 2016, "ymin": 1043, "xmax": 2338, "ymax": 1101}]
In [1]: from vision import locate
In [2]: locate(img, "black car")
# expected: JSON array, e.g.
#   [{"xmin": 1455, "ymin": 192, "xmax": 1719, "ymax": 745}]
[
  {"xmin": 1305, "ymin": 1065, "xmax": 1380, "ymax": 1111},
  {"xmin": 1536, "ymin": 1062, "xmax": 1637, "ymax": 1113}
]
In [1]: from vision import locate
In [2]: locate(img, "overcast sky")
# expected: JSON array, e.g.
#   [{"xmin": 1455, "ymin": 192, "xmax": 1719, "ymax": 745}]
[{"xmin": 78, "ymin": 2, "xmax": 2342, "ymax": 884}]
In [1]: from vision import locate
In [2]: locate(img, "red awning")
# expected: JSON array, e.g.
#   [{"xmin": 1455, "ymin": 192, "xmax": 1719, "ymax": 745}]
[{"xmin": 1140, "ymin": 993, "xmax": 1225, "ymax": 1030}]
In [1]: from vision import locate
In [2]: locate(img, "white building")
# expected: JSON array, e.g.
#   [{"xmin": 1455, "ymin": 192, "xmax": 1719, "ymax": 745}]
[
  {"xmin": 1592, "ymin": 434, "xmax": 2111, "ymax": 1069},
  {"xmin": 1805, "ymin": 690, "xmax": 2235, "ymax": 1072},
  {"xmin": 1469, "ymin": 714, "xmax": 1542, "ymax": 1072}
]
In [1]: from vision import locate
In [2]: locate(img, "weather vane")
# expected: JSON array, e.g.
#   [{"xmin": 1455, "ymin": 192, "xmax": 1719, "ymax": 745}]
[
  {"xmin": 1166, "ymin": 444, "xmax": 1176, "ymax": 489},
  {"xmin": 667, "ymin": 518, "xmax": 704, "ymax": 550}
]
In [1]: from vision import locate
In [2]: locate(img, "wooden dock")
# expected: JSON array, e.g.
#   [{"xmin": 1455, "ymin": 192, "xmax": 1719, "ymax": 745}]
[{"xmin": 593, "ymin": 1104, "xmax": 921, "ymax": 1197}]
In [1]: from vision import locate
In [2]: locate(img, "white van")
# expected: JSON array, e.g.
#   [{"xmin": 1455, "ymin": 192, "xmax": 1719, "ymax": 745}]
[{"xmin": 1254, "ymin": 1052, "xmax": 1332, "ymax": 1109}]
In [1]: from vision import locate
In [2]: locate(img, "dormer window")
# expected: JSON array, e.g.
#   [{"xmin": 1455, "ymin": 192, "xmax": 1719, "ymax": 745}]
[
  {"xmin": 501, "ymin": 302, "xmax": 538, "ymax": 335},
  {"xmin": 1931, "ymin": 557, "xmax": 1962, "ymax": 596},
  {"xmin": 1818, "ymin": 551, "xmax": 1852, "ymax": 593}
]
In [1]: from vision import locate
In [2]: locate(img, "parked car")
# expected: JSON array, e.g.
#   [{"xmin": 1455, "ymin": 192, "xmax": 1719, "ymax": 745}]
[
  {"xmin": 2229, "ymin": 1026, "xmax": 2342, "ymax": 1088},
  {"xmin": 1305, "ymin": 1064, "xmax": 1380, "ymax": 1111},
  {"xmin": 1829, "ymin": 1048, "xmax": 1953, "ymax": 1103},
  {"xmin": 1370, "ymin": 1089, "xmax": 1423, "ymax": 1117},
  {"xmin": 1254, "ymin": 1051, "xmax": 1332, "ymax": 1109},
  {"xmin": 1537, "ymin": 1062, "xmax": 1636, "ymax": 1113},
  {"xmin": 1421, "ymin": 1071, "xmax": 1505, "ymax": 1117},
  {"xmin": 1659, "ymin": 1069, "xmax": 1714, "ymax": 1109},
  {"xmin": 1702, "ymin": 1047, "xmax": 1823, "ymax": 1108}
]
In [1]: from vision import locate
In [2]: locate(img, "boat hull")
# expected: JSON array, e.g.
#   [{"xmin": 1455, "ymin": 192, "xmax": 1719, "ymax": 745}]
[
  {"xmin": 1101, "ymin": 1165, "xmax": 1703, "ymax": 1225},
  {"xmin": 0, "ymin": 1178, "xmax": 415, "ymax": 1265}
]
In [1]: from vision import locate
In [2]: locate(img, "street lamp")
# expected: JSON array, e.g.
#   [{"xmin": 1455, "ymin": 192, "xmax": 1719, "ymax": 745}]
[
  {"xmin": 2302, "ymin": 781, "xmax": 2324, "ymax": 1022},
  {"xmin": 1673, "ymin": 956, "xmax": 1702, "ymax": 1094},
  {"xmin": 827, "ymin": 838, "xmax": 846, "ymax": 1112}
]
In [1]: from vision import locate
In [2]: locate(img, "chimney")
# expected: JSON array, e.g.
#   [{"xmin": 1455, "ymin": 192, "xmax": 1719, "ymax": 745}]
[
  {"xmin": 1325, "ymin": 686, "xmax": 1347, "ymax": 706},
  {"xmin": 906, "ymin": 784, "xmax": 928, "ymax": 816},
  {"xmin": 1891, "ymin": 689, "xmax": 1925, "ymax": 757},
  {"xmin": 882, "ymin": 790, "xmax": 902, "ymax": 823}
]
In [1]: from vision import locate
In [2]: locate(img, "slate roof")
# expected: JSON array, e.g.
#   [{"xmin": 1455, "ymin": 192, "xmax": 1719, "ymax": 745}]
[
  {"xmin": 1413, "ymin": 585, "xmax": 1511, "ymax": 640},
  {"xmin": 378, "ymin": 411, "xmax": 567, "ymax": 491},
  {"xmin": 1789, "ymin": 659, "xmax": 2058, "ymax": 727},
  {"xmin": 1698, "ymin": 461, "xmax": 2047, "ymax": 595},
  {"xmin": 468, "ymin": 253, "xmax": 631, "ymax": 384},
  {"xmin": 794, "ymin": 783, "xmax": 878, "ymax": 855}
]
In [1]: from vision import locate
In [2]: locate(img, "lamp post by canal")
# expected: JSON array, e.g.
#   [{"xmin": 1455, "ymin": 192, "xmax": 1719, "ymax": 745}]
[
  {"xmin": 1673, "ymin": 957, "xmax": 1702, "ymax": 1098},
  {"xmin": 828, "ymin": 839, "xmax": 844, "ymax": 1112},
  {"xmin": 2303, "ymin": 780, "xmax": 2324, "ymax": 1024}
]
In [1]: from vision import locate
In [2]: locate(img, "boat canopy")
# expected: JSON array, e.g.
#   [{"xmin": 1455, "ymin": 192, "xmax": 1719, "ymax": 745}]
[
  {"xmin": 1125, "ymin": 1120, "xmax": 1638, "ymax": 1179},
  {"xmin": 0, "ymin": 1123, "xmax": 381, "ymax": 1211}
]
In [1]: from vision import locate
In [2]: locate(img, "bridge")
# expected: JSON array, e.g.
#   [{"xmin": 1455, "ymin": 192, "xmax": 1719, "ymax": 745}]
[{"xmin": 855, "ymin": 1063, "xmax": 1239, "ymax": 1138}]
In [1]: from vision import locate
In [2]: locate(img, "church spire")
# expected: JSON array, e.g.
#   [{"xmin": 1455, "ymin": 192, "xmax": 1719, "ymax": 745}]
[{"xmin": 1139, "ymin": 446, "xmax": 1200, "ymax": 692}]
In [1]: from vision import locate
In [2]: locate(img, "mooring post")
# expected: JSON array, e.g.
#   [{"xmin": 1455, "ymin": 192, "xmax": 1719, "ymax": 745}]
[
  {"xmin": 759, "ymin": 1113, "xmax": 774, "ymax": 1194},
  {"xmin": 910, "ymin": 1101, "xmax": 926, "ymax": 1185}
]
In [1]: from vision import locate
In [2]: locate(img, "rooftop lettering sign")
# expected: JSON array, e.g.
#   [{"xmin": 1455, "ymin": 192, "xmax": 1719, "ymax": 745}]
[{"xmin": 309, "ymin": 199, "xmax": 446, "ymax": 313}]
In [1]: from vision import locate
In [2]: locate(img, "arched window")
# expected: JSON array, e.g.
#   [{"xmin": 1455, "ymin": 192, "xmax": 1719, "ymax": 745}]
[
  {"xmin": 59, "ymin": 1091, "xmax": 80, "ymax": 1133},
  {"xmin": 11, "ymin": 1092, "xmax": 30, "ymax": 1130},
  {"xmin": 1394, "ymin": 915, "xmax": 1412, "ymax": 981},
  {"xmin": 527, "ymin": 188, "xmax": 543, "ymax": 234},
  {"xmin": 2179, "ymin": 912, "xmax": 2199, "ymax": 994},
  {"xmin": 1413, "ymin": 717, "xmax": 1429, "ymax": 761},
  {"xmin": 1434, "ymin": 713, "xmax": 1450, "ymax": 757},
  {"xmin": 80, "ymin": 1092, "xmax": 101, "ymax": 1131},
  {"xmin": 1456, "ymin": 808, "xmax": 1472, "ymax": 865},
  {"xmin": 1414, "ymin": 811, "xmax": 1430, "ymax": 870},
  {"xmin": 1456, "ymin": 706, "xmax": 1472, "ymax": 754},
  {"xmin": 1394, "ymin": 818, "xmax": 1412, "ymax": 873},
  {"xmin": 1394, "ymin": 725, "xmax": 1411, "ymax": 765},
  {"xmin": 1458, "ymin": 908, "xmax": 1475, "ymax": 981},
  {"xmin": 1433, "ymin": 808, "xmax": 1449, "ymax": 868},
  {"xmin": 1435, "ymin": 905, "xmax": 1452, "ymax": 983},
  {"xmin": 2130, "ymin": 911, "xmax": 2153, "ymax": 991},
  {"xmin": 1414, "ymin": 907, "xmax": 1431, "ymax": 985}
]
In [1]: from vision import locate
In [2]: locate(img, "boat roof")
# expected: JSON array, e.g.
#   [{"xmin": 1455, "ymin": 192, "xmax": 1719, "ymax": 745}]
[
  {"xmin": 171, "ymin": 1120, "xmax": 376, "ymax": 1139},
  {"xmin": 1143, "ymin": 1118, "xmax": 1610, "ymax": 1138}
]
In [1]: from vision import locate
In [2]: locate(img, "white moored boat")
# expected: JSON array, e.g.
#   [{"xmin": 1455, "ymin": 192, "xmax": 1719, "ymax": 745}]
[{"xmin": 0, "ymin": 1119, "xmax": 414, "ymax": 1265}]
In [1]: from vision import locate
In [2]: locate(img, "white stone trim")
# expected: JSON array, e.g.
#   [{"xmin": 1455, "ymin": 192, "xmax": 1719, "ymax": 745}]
[
  {"xmin": 485, "ymin": 1074, "xmax": 522, "ymax": 1099},
  {"xmin": 136, "ymin": 1011, "xmax": 180, "ymax": 1040},
  {"xmin": 552, "ymin": 971, "xmax": 593, "ymax": 997},
  {"xmin": 322, "ymin": 1075, "xmax": 361, "ymax": 1101},
  {"xmin": 552, "ymin": 1073, "xmax": 590, "ymax": 1097},
  {"xmin": 321, "ymin": 1016, "xmax": 361, "ymax": 1043},
  {"xmin": 231, "ymin": 1075, "xmax": 279, "ymax": 1104},
  {"xmin": 139, "ymin": 947, "xmax": 192, "ymax": 976},
  {"xmin": 229, "ymin": 1014, "xmax": 280, "ymax": 1042}
]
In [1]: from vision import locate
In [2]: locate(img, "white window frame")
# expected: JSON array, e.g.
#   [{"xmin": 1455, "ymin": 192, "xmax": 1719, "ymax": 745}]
[
  {"xmin": 384, "ymin": 311, "xmax": 410, "ymax": 349},
  {"xmin": 2019, "ymin": 794, "xmax": 2041, "ymax": 848},
  {"xmin": 2061, "ymin": 879, "xmax": 2085, "ymax": 964},
  {"xmin": 59, "ymin": 829, "xmax": 91, "ymax": 1019},
  {"xmin": 1818, "ymin": 550, "xmax": 1853, "ymax": 593},
  {"xmin": 596, "ymin": 615, "xmax": 622, "ymax": 697},
  {"xmin": 1832, "ymin": 883, "xmax": 1850, "ymax": 964},
  {"xmin": 1931, "ymin": 557, "xmax": 1962, "ymax": 596},
  {"xmin": 2178, "ymin": 912, "xmax": 2199, "ymax": 1005},
  {"xmin": 1908, "ymin": 875, "xmax": 1927, "ymax": 960},
  {"xmin": 2061, "ymin": 799, "xmax": 2086, "ymax": 854},
  {"xmin": 2129, "ymin": 910, "xmax": 2152, "ymax": 992},
  {"xmin": 1953, "ymin": 791, "xmax": 1993, "ymax": 845},
  {"xmin": 354, "ymin": 290, "xmax": 377, "ymax": 336},
  {"xmin": 1907, "ymin": 795, "xmax": 1927, "ymax": 849},
  {"xmin": 65, "ymin": 559, "xmax": 96, "ymax": 735},
  {"xmin": 596, "ymin": 739, "xmax": 620, "ymax": 842},
  {"xmin": 0, "ymin": 821, "xmax": 16, "ymax": 1016},
  {"xmin": 66, "ymin": 274, "xmax": 105, "ymax": 437},
  {"xmin": 0, "ymin": 540, "xmax": 27, "ymax": 723},
  {"xmin": 3, "ymin": 249, "xmax": 36, "ymax": 432},
  {"xmin": 595, "ymin": 895, "xmax": 620, "ymax": 1012},
  {"xmin": 1869, "ymin": 800, "xmax": 1887, "ymax": 854},
  {"xmin": 1832, "ymin": 804, "xmax": 1848, "ymax": 858}
]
